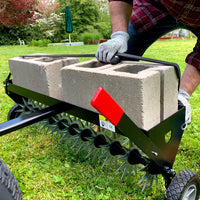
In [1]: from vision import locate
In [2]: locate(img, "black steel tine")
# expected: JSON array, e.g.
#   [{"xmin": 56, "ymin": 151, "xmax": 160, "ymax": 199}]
[
  {"xmin": 121, "ymin": 166, "xmax": 129, "ymax": 180},
  {"xmin": 116, "ymin": 161, "xmax": 127, "ymax": 172},
  {"xmin": 102, "ymin": 156, "xmax": 110, "ymax": 168}
]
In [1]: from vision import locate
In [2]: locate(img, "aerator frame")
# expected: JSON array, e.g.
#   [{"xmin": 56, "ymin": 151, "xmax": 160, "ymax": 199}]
[{"xmin": 2, "ymin": 71, "xmax": 185, "ymax": 187}]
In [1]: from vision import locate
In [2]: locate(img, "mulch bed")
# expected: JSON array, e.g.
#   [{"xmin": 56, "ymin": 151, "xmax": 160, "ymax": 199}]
[{"xmin": 158, "ymin": 36, "xmax": 183, "ymax": 41}]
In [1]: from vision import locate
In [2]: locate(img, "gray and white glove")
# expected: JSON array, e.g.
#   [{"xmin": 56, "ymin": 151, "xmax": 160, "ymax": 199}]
[
  {"xmin": 178, "ymin": 89, "xmax": 191, "ymax": 125},
  {"xmin": 96, "ymin": 31, "xmax": 129, "ymax": 63}
]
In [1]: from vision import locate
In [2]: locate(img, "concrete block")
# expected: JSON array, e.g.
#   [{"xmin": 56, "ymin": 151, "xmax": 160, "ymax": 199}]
[
  {"xmin": 61, "ymin": 59, "xmax": 173, "ymax": 130},
  {"xmin": 9, "ymin": 55, "xmax": 79, "ymax": 100},
  {"xmin": 119, "ymin": 61, "xmax": 178, "ymax": 120},
  {"xmin": 145, "ymin": 66, "xmax": 178, "ymax": 121}
]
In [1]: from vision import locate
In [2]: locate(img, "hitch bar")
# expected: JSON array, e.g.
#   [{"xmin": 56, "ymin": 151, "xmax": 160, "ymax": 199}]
[{"xmin": 0, "ymin": 103, "xmax": 66, "ymax": 136}]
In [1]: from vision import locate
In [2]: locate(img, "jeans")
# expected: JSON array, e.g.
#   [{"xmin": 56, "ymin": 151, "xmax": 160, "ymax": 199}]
[{"xmin": 127, "ymin": 15, "xmax": 188, "ymax": 56}]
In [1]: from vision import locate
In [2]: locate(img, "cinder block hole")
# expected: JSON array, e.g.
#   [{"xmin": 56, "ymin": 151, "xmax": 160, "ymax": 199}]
[
  {"xmin": 20, "ymin": 56, "xmax": 38, "ymax": 60},
  {"xmin": 165, "ymin": 131, "xmax": 172, "ymax": 143},
  {"xmin": 76, "ymin": 61, "xmax": 105, "ymax": 68},
  {"xmin": 33, "ymin": 57, "xmax": 62, "ymax": 62},
  {"xmin": 114, "ymin": 65, "xmax": 150, "ymax": 74}
]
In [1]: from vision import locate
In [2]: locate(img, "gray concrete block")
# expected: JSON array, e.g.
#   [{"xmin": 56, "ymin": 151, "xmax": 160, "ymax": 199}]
[
  {"xmin": 61, "ymin": 60, "xmax": 169, "ymax": 130},
  {"xmin": 121, "ymin": 62, "xmax": 178, "ymax": 121},
  {"xmin": 9, "ymin": 55, "xmax": 79, "ymax": 100},
  {"xmin": 145, "ymin": 66, "xmax": 178, "ymax": 121}
]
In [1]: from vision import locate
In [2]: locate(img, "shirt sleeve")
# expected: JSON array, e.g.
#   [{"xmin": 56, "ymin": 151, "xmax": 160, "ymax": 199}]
[
  {"xmin": 185, "ymin": 38, "xmax": 200, "ymax": 71},
  {"xmin": 108, "ymin": 0, "xmax": 133, "ymax": 5}
]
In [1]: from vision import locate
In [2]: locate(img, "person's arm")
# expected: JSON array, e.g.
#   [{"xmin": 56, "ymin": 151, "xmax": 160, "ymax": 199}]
[
  {"xmin": 96, "ymin": 1, "xmax": 132, "ymax": 63},
  {"xmin": 178, "ymin": 64, "xmax": 200, "ymax": 125},
  {"xmin": 178, "ymin": 35, "xmax": 200, "ymax": 125},
  {"xmin": 180, "ymin": 64, "xmax": 200, "ymax": 96},
  {"xmin": 109, "ymin": 1, "xmax": 133, "ymax": 33}
]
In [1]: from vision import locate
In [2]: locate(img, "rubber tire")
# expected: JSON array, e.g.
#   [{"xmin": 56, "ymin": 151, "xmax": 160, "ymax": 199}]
[
  {"xmin": 7, "ymin": 104, "xmax": 22, "ymax": 121},
  {"xmin": 0, "ymin": 158, "xmax": 23, "ymax": 200},
  {"xmin": 165, "ymin": 169, "xmax": 200, "ymax": 200}
]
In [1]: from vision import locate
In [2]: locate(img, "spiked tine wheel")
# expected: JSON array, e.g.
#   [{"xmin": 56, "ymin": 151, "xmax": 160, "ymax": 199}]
[{"xmin": 7, "ymin": 104, "xmax": 23, "ymax": 120}]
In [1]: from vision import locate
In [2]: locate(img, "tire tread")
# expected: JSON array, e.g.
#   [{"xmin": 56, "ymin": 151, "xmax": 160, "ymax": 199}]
[
  {"xmin": 0, "ymin": 158, "xmax": 23, "ymax": 200},
  {"xmin": 165, "ymin": 169, "xmax": 200, "ymax": 200}
]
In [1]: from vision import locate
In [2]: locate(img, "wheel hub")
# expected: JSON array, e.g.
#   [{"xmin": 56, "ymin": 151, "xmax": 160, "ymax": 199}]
[{"xmin": 182, "ymin": 184, "xmax": 197, "ymax": 200}]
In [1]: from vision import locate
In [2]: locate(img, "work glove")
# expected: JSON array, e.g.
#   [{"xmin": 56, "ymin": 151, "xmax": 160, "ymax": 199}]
[
  {"xmin": 96, "ymin": 31, "xmax": 129, "ymax": 63},
  {"xmin": 178, "ymin": 89, "xmax": 191, "ymax": 126}
]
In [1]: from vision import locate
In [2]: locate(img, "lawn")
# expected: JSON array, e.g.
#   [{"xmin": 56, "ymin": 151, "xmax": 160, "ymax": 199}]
[{"xmin": 0, "ymin": 39, "xmax": 199, "ymax": 200}]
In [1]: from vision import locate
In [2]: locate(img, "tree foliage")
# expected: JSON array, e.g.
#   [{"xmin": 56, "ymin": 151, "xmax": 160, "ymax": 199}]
[
  {"xmin": 56, "ymin": 0, "xmax": 110, "ymax": 40},
  {"xmin": 34, "ymin": 0, "xmax": 62, "ymax": 42},
  {"xmin": 0, "ymin": 0, "xmax": 37, "ymax": 27},
  {"xmin": 68, "ymin": 0, "xmax": 100, "ymax": 33},
  {"xmin": 36, "ymin": 0, "xmax": 60, "ymax": 17},
  {"xmin": 34, "ymin": 13, "xmax": 63, "ymax": 41},
  {"xmin": 0, "ymin": 0, "xmax": 111, "ymax": 44}
]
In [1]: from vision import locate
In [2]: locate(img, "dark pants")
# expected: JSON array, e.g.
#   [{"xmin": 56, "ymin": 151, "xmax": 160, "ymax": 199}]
[{"xmin": 127, "ymin": 16, "xmax": 188, "ymax": 56}]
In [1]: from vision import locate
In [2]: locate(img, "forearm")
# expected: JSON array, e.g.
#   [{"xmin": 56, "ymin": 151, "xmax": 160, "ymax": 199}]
[
  {"xmin": 109, "ymin": 1, "xmax": 132, "ymax": 33},
  {"xmin": 180, "ymin": 64, "xmax": 200, "ymax": 96}
]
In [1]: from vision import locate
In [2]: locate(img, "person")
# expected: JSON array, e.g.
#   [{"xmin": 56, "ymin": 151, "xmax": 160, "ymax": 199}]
[{"xmin": 96, "ymin": 0, "xmax": 200, "ymax": 126}]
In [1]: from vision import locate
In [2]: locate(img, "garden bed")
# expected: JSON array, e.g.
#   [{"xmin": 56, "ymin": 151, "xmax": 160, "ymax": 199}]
[{"xmin": 158, "ymin": 36, "xmax": 183, "ymax": 41}]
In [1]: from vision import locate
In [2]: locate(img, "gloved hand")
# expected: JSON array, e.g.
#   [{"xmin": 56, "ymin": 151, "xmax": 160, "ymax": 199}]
[
  {"xmin": 178, "ymin": 89, "xmax": 191, "ymax": 125},
  {"xmin": 96, "ymin": 31, "xmax": 129, "ymax": 63}
]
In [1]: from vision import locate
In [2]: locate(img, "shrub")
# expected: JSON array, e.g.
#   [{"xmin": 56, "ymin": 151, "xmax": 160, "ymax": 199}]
[
  {"xmin": 80, "ymin": 31, "xmax": 102, "ymax": 45},
  {"xmin": 0, "ymin": 25, "xmax": 43, "ymax": 45},
  {"xmin": 33, "ymin": 13, "xmax": 63, "ymax": 42},
  {"xmin": 94, "ymin": 20, "xmax": 111, "ymax": 39},
  {"xmin": 28, "ymin": 39, "xmax": 50, "ymax": 47}
]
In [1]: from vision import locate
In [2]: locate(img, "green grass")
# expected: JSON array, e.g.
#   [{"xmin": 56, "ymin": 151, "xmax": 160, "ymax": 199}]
[{"xmin": 0, "ymin": 40, "xmax": 199, "ymax": 200}]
